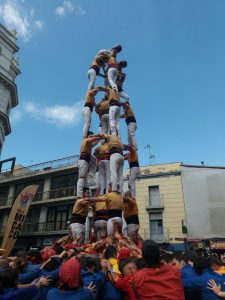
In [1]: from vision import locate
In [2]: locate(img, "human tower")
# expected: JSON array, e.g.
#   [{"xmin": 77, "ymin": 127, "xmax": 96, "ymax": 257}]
[{"xmin": 70, "ymin": 45, "xmax": 140, "ymax": 245}]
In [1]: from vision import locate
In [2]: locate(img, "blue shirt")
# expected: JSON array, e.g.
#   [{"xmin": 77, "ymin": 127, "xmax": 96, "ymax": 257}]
[
  {"xmin": 181, "ymin": 263, "xmax": 201, "ymax": 300},
  {"xmin": 183, "ymin": 268, "xmax": 225, "ymax": 300},
  {"xmin": 19, "ymin": 268, "xmax": 41, "ymax": 284},
  {"xmin": 81, "ymin": 269, "xmax": 105, "ymax": 300},
  {"xmin": 47, "ymin": 287, "xmax": 92, "ymax": 300},
  {"xmin": 31, "ymin": 267, "xmax": 61, "ymax": 300},
  {"xmin": 23, "ymin": 262, "xmax": 40, "ymax": 274},
  {"xmin": 0, "ymin": 286, "xmax": 38, "ymax": 300}
]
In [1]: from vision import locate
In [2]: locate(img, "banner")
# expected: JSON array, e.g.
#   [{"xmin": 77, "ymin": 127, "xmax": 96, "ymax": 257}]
[{"xmin": 2, "ymin": 184, "xmax": 39, "ymax": 256}]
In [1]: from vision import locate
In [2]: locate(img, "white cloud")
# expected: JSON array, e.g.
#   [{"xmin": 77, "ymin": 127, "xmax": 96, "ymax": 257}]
[
  {"xmin": 0, "ymin": 0, "xmax": 44, "ymax": 41},
  {"xmin": 55, "ymin": 6, "xmax": 65, "ymax": 17},
  {"xmin": 24, "ymin": 102, "xmax": 37, "ymax": 113},
  {"xmin": 35, "ymin": 20, "xmax": 44, "ymax": 29},
  {"xmin": 22, "ymin": 101, "xmax": 83, "ymax": 127},
  {"xmin": 64, "ymin": 0, "xmax": 74, "ymax": 12},
  {"xmin": 55, "ymin": 0, "xmax": 85, "ymax": 17}
]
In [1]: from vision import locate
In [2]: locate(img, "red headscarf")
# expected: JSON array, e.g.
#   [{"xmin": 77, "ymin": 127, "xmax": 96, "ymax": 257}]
[
  {"xmin": 64, "ymin": 244, "xmax": 76, "ymax": 251},
  {"xmin": 118, "ymin": 248, "xmax": 131, "ymax": 261},
  {"xmin": 40, "ymin": 247, "xmax": 56, "ymax": 262},
  {"xmin": 59, "ymin": 258, "xmax": 81, "ymax": 291}
]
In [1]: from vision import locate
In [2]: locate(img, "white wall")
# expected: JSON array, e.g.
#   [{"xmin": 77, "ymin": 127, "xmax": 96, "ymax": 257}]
[{"xmin": 181, "ymin": 166, "xmax": 225, "ymax": 239}]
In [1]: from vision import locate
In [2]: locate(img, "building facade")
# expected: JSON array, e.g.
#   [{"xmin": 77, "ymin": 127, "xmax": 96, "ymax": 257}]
[
  {"xmin": 2, "ymin": 157, "xmax": 225, "ymax": 251},
  {"xmin": 124, "ymin": 162, "xmax": 225, "ymax": 250},
  {"xmin": 181, "ymin": 164, "xmax": 225, "ymax": 243},
  {"xmin": 124, "ymin": 162, "xmax": 187, "ymax": 250},
  {"xmin": 0, "ymin": 24, "xmax": 20, "ymax": 156},
  {"xmin": 0, "ymin": 156, "xmax": 79, "ymax": 250}
]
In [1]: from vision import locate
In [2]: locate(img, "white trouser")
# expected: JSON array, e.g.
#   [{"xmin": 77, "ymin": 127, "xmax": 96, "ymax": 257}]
[
  {"xmin": 87, "ymin": 68, "xmax": 97, "ymax": 91},
  {"xmin": 77, "ymin": 159, "xmax": 89, "ymax": 197},
  {"xmin": 110, "ymin": 153, "xmax": 124, "ymax": 193},
  {"xmin": 119, "ymin": 91, "xmax": 129, "ymax": 103},
  {"xmin": 95, "ymin": 171, "xmax": 100, "ymax": 190},
  {"xmin": 93, "ymin": 220, "xmax": 107, "ymax": 240},
  {"xmin": 107, "ymin": 217, "xmax": 123, "ymax": 235},
  {"xmin": 101, "ymin": 114, "xmax": 110, "ymax": 134},
  {"xmin": 70, "ymin": 223, "xmax": 85, "ymax": 244},
  {"xmin": 107, "ymin": 67, "xmax": 118, "ymax": 91},
  {"xmin": 99, "ymin": 160, "xmax": 111, "ymax": 194},
  {"xmin": 82, "ymin": 106, "xmax": 92, "ymax": 138},
  {"xmin": 129, "ymin": 166, "xmax": 140, "ymax": 198},
  {"xmin": 127, "ymin": 223, "xmax": 140, "ymax": 239},
  {"xmin": 109, "ymin": 105, "xmax": 121, "ymax": 138},
  {"xmin": 128, "ymin": 122, "xmax": 138, "ymax": 150}
]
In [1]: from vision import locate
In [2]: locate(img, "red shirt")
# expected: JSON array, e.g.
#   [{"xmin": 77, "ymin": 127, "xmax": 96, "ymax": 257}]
[
  {"xmin": 132, "ymin": 265, "xmax": 185, "ymax": 300},
  {"xmin": 114, "ymin": 274, "xmax": 136, "ymax": 300}
]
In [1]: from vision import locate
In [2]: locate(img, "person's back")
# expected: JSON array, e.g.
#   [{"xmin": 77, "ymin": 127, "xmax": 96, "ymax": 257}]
[
  {"xmin": 183, "ymin": 267, "xmax": 225, "ymax": 300},
  {"xmin": 47, "ymin": 257, "xmax": 92, "ymax": 300},
  {"xmin": 132, "ymin": 240, "xmax": 185, "ymax": 300},
  {"xmin": 182, "ymin": 255, "xmax": 225, "ymax": 300},
  {"xmin": 79, "ymin": 255, "xmax": 106, "ymax": 300},
  {"xmin": 32, "ymin": 256, "xmax": 61, "ymax": 300},
  {"xmin": 47, "ymin": 287, "xmax": 92, "ymax": 300},
  {"xmin": 181, "ymin": 263, "xmax": 201, "ymax": 300},
  {"xmin": 133, "ymin": 264, "xmax": 185, "ymax": 299}
]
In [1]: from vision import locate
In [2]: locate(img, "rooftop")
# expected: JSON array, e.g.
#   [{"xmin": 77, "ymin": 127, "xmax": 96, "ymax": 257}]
[{"xmin": 0, "ymin": 155, "xmax": 79, "ymax": 183}]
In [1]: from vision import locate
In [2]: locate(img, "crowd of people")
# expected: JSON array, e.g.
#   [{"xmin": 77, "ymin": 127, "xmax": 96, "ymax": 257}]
[{"xmin": 1, "ymin": 237, "xmax": 225, "ymax": 299}]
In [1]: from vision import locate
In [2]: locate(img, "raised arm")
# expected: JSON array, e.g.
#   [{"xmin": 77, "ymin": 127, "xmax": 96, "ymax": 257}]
[
  {"xmin": 124, "ymin": 195, "xmax": 136, "ymax": 205},
  {"xmin": 87, "ymin": 136, "xmax": 101, "ymax": 145},
  {"xmin": 123, "ymin": 153, "xmax": 129, "ymax": 160}
]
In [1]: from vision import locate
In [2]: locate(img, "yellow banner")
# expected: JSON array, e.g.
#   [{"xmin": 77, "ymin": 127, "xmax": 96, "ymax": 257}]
[{"xmin": 2, "ymin": 185, "xmax": 39, "ymax": 256}]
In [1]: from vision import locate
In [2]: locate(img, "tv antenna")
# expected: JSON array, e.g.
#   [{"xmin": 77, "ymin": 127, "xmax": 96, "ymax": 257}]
[
  {"xmin": 145, "ymin": 144, "xmax": 155, "ymax": 165},
  {"xmin": 144, "ymin": 144, "xmax": 155, "ymax": 165}
]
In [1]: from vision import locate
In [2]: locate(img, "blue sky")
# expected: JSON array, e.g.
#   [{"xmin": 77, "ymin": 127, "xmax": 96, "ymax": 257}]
[{"xmin": 1, "ymin": 0, "xmax": 225, "ymax": 168}]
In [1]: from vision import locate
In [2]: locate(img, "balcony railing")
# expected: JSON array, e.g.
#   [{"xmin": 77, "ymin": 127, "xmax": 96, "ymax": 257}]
[
  {"xmin": 0, "ymin": 186, "xmax": 76, "ymax": 207},
  {"xmin": 0, "ymin": 221, "xmax": 70, "ymax": 236},
  {"xmin": 48, "ymin": 186, "xmax": 75, "ymax": 200},
  {"xmin": 22, "ymin": 221, "xmax": 69, "ymax": 233},
  {"xmin": 1, "ymin": 155, "xmax": 79, "ymax": 179},
  {"xmin": 145, "ymin": 194, "xmax": 164, "ymax": 210}
]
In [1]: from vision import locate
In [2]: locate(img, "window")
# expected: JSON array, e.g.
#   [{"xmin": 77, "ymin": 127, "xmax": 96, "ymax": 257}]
[
  {"xmin": 149, "ymin": 213, "xmax": 164, "ymax": 241},
  {"xmin": 51, "ymin": 173, "xmax": 77, "ymax": 190},
  {"xmin": 50, "ymin": 173, "xmax": 77, "ymax": 199},
  {"xmin": 25, "ymin": 208, "xmax": 41, "ymax": 224},
  {"xmin": 23, "ymin": 208, "xmax": 41, "ymax": 232},
  {"xmin": 46, "ymin": 205, "xmax": 73, "ymax": 231},
  {"xmin": 0, "ymin": 215, "xmax": 4, "ymax": 234},
  {"xmin": 148, "ymin": 186, "xmax": 160, "ymax": 207},
  {"xmin": 0, "ymin": 185, "xmax": 9, "ymax": 205}
]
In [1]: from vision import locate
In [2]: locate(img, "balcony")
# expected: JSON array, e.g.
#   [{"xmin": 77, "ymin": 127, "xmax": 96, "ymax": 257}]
[
  {"xmin": 146, "ymin": 194, "xmax": 164, "ymax": 211},
  {"xmin": 22, "ymin": 221, "xmax": 69, "ymax": 233},
  {"xmin": 48, "ymin": 186, "xmax": 76, "ymax": 200},
  {"xmin": 0, "ymin": 220, "xmax": 70, "ymax": 236},
  {"xmin": 0, "ymin": 186, "xmax": 76, "ymax": 208},
  {"xmin": 1, "ymin": 155, "xmax": 79, "ymax": 179}
]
